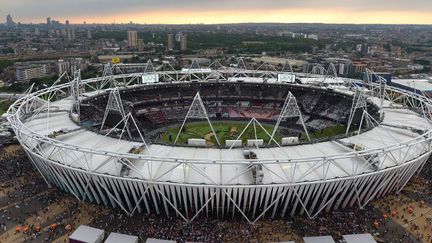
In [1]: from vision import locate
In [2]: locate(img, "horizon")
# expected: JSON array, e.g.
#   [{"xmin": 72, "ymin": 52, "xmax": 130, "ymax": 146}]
[
  {"xmin": 4, "ymin": 19, "xmax": 432, "ymax": 26},
  {"xmin": 2, "ymin": 0, "xmax": 432, "ymax": 25}
]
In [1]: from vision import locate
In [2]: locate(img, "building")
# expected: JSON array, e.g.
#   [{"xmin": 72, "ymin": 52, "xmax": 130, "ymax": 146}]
[
  {"xmin": 180, "ymin": 33, "xmax": 187, "ymax": 51},
  {"xmin": 87, "ymin": 29, "xmax": 92, "ymax": 39},
  {"xmin": 127, "ymin": 31, "xmax": 138, "ymax": 47},
  {"xmin": 57, "ymin": 58, "xmax": 89, "ymax": 75},
  {"xmin": 6, "ymin": 14, "xmax": 14, "ymax": 27},
  {"xmin": 46, "ymin": 17, "xmax": 51, "ymax": 26},
  {"xmin": 15, "ymin": 65, "xmax": 48, "ymax": 81},
  {"xmin": 137, "ymin": 39, "xmax": 145, "ymax": 51},
  {"xmin": 307, "ymin": 34, "xmax": 319, "ymax": 41},
  {"xmin": 66, "ymin": 29, "xmax": 76, "ymax": 41},
  {"xmin": 167, "ymin": 33, "xmax": 174, "ymax": 50},
  {"xmin": 65, "ymin": 20, "xmax": 69, "ymax": 26}
]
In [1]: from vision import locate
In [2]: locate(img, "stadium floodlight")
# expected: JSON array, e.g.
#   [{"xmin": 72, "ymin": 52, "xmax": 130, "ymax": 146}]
[
  {"xmin": 101, "ymin": 87, "xmax": 127, "ymax": 131},
  {"xmin": 308, "ymin": 64, "xmax": 328, "ymax": 85},
  {"xmin": 236, "ymin": 58, "xmax": 247, "ymax": 70},
  {"xmin": 144, "ymin": 60, "xmax": 156, "ymax": 73},
  {"xmin": 99, "ymin": 62, "xmax": 115, "ymax": 90},
  {"xmin": 174, "ymin": 92, "xmax": 220, "ymax": 146},
  {"xmin": 71, "ymin": 70, "xmax": 82, "ymax": 122},
  {"xmin": 364, "ymin": 68, "xmax": 387, "ymax": 119},
  {"xmin": 233, "ymin": 58, "xmax": 249, "ymax": 78},
  {"xmin": 206, "ymin": 60, "xmax": 227, "ymax": 81},
  {"xmin": 255, "ymin": 62, "xmax": 278, "ymax": 80},
  {"xmin": 190, "ymin": 59, "xmax": 201, "ymax": 70},
  {"xmin": 281, "ymin": 60, "xmax": 294, "ymax": 73},
  {"xmin": 346, "ymin": 89, "xmax": 368, "ymax": 135},
  {"xmin": 141, "ymin": 60, "xmax": 159, "ymax": 84},
  {"xmin": 269, "ymin": 92, "xmax": 310, "ymax": 144},
  {"xmin": 208, "ymin": 59, "xmax": 226, "ymax": 71},
  {"xmin": 327, "ymin": 63, "xmax": 338, "ymax": 78}
]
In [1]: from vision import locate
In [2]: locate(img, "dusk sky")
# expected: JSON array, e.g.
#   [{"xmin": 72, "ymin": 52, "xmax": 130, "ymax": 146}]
[{"xmin": 2, "ymin": 0, "xmax": 432, "ymax": 25}]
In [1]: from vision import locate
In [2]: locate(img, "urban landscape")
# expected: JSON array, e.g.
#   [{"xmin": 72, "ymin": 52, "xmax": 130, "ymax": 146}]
[{"xmin": 1, "ymin": 1, "xmax": 432, "ymax": 243}]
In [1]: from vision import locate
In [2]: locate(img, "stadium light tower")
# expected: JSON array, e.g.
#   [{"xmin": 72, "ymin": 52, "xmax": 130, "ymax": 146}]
[
  {"xmin": 174, "ymin": 92, "xmax": 220, "ymax": 146},
  {"xmin": 346, "ymin": 89, "xmax": 368, "ymax": 135},
  {"xmin": 269, "ymin": 91, "xmax": 310, "ymax": 144},
  {"xmin": 101, "ymin": 87, "xmax": 127, "ymax": 131},
  {"xmin": 71, "ymin": 70, "xmax": 82, "ymax": 122},
  {"xmin": 281, "ymin": 60, "xmax": 294, "ymax": 73}
]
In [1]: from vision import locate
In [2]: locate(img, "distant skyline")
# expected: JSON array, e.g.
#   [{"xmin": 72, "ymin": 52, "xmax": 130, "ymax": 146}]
[{"xmin": 2, "ymin": 0, "xmax": 432, "ymax": 25}]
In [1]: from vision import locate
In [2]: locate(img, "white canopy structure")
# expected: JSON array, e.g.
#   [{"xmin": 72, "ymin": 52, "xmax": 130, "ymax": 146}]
[{"xmin": 7, "ymin": 61, "xmax": 432, "ymax": 223}]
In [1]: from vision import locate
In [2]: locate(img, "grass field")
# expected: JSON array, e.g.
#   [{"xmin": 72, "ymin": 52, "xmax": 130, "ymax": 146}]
[
  {"xmin": 159, "ymin": 121, "xmax": 349, "ymax": 146},
  {"xmin": 160, "ymin": 121, "xmax": 282, "ymax": 145}
]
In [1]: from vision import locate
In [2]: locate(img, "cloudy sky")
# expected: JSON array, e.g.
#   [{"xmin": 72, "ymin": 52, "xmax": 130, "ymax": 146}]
[{"xmin": 2, "ymin": 0, "xmax": 432, "ymax": 24}]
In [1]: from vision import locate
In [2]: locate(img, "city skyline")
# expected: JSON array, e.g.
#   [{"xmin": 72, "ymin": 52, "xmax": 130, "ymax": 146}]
[{"xmin": 2, "ymin": 0, "xmax": 432, "ymax": 25}]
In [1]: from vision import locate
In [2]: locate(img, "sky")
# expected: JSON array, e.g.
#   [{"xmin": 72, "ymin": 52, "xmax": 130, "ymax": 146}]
[{"xmin": 2, "ymin": 0, "xmax": 432, "ymax": 25}]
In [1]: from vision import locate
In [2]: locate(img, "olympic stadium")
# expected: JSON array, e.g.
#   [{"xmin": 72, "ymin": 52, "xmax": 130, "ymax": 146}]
[{"xmin": 6, "ymin": 59, "xmax": 432, "ymax": 223}]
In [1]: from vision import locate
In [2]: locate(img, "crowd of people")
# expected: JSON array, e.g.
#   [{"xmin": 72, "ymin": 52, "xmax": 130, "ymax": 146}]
[
  {"xmin": 80, "ymin": 82, "xmax": 357, "ymax": 134},
  {"xmin": 0, "ymin": 144, "xmax": 430, "ymax": 242}
]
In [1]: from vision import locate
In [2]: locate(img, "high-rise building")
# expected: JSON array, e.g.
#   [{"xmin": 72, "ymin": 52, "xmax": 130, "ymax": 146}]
[
  {"xmin": 87, "ymin": 29, "xmax": 92, "ymax": 39},
  {"xmin": 167, "ymin": 33, "xmax": 174, "ymax": 50},
  {"xmin": 6, "ymin": 14, "xmax": 14, "ymax": 27},
  {"xmin": 65, "ymin": 20, "xmax": 69, "ymax": 26},
  {"xmin": 47, "ymin": 17, "xmax": 51, "ymax": 26},
  {"xmin": 137, "ymin": 39, "xmax": 145, "ymax": 51},
  {"xmin": 67, "ymin": 29, "xmax": 76, "ymax": 41},
  {"xmin": 180, "ymin": 33, "xmax": 187, "ymax": 51},
  {"xmin": 127, "ymin": 31, "xmax": 138, "ymax": 47}
]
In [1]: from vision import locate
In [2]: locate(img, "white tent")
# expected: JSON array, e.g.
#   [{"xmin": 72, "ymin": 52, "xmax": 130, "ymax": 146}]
[
  {"xmin": 105, "ymin": 232, "xmax": 138, "ymax": 243},
  {"xmin": 69, "ymin": 225, "xmax": 104, "ymax": 243}
]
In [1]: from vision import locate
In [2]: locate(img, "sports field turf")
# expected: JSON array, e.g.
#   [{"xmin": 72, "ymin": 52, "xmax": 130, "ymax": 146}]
[{"xmin": 159, "ymin": 121, "xmax": 349, "ymax": 146}]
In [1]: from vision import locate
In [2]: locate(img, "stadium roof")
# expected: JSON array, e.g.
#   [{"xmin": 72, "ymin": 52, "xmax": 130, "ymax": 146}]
[
  {"xmin": 25, "ymin": 89, "xmax": 432, "ymax": 185},
  {"xmin": 391, "ymin": 79, "xmax": 432, "ymax": 92}
]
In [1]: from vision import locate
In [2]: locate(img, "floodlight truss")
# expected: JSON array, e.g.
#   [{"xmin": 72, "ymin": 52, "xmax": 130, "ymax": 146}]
[
  {"xmin": 6, "ymin": 62, "xmax": 432, "ymax": 223},
  {"xmin": 346, "ymin": 89, "xmax": 369, "ymax": 135},
  {"xmin": 174, "ymin": 92, "xmax": 221, "ymax": 146},
  {"xmin": 101, "ymin": 87, "xmax": 127, "ymax": 131},
  {"xmin": 281, "ymin": 60, "xmax": 294, "ymax": 73},
  {"xmin": 269, "ymin": 91, "xmax": 310, "ymax": 143}
]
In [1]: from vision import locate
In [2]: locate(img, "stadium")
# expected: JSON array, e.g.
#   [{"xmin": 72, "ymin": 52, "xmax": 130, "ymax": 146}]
[{"xmin": 6, "ymin": 59, "xmax": 432, "ymax": 223}]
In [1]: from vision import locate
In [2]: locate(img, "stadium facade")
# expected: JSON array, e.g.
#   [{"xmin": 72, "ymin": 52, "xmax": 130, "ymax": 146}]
[{"xmin": 7, "ymin": 60, "xmax": 432, "ymax": 222}]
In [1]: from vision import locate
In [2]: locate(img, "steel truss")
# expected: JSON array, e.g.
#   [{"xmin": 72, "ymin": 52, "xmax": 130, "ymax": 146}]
[
  {"xmin": 174, "ymin": 92, "xmax": 220, "ymax": 146},
  {"xmin": 270, "ymin": 91, "xmax": 310, "ymax": 143},
  {"xmin": 101, "ymin": 87, "xmax": 127, "ymax": 130},
  {"xmin": 6, "ymin": 63, "xmax": 432, "ymax": 222}
]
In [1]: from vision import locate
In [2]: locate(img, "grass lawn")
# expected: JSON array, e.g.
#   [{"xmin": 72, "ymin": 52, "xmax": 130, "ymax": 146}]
[
  {"xmin": 160, "ymin": 122, "xmax": 350, "ymax": 146},
  {"xmin": 160, "ymin": 121, "xmax": 283, "ymax": 145}
]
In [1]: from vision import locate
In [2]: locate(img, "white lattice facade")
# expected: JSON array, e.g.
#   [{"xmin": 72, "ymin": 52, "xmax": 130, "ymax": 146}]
[{"xmin": 6, "ymin": 62, "xmax": 432, "ymax": 222}]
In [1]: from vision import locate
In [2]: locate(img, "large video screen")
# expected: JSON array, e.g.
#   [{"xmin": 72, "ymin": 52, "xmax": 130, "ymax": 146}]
[
  {"xmin": 142, "ymin": 74, "xmax": 159, "ymax": 84},
  {"xmin": 277, "ymin": 73, "xmax": 296, "ymax": 83}
]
